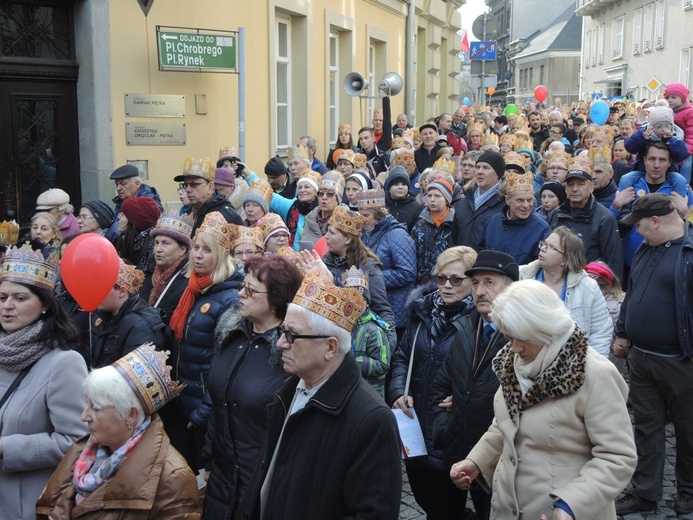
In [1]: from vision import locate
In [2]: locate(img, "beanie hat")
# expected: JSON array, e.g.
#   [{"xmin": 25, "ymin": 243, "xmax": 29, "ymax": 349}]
[
  {"xmin": 385, "ymin": 166, "xmax": 410, "ymax": 192},
  {"xmin": 265, "ymin": 156, "xmax": 287, "ymax": 177},
  {"xmin": 648, "ymin": 101, "xmax": 674, "ymax": 127},
  {"xmin": 427, "ymin": 179, "xmax": 453, "ymax": 205},
  {"xmin": 347, "ymin": 171, "xmax": 373, "ymax": 191},
  {"xmin": 214, "ymin": 167, "xmax": 236, "ymax": 188},
  {"xmin": 476, "ymin": 151, "xmax": 506, "ymax": 179},
  {"xmin": 150, "ymin": 211, "xmax": 194, "ymax": 248},
  {"xmin": 82, "ymin": 200, "xmax": 114, "ymax": 230},
  {"xmin": 539, "ymin": 181, "xmax": 567, "ymax": 204},
  {"xmin": 243, "ymin": 179, "xmax": 272, "ymax": 213},
  {"xmin": 664, "ymin": 82, "xmax": 690, "ymax": 102},
  {"xmin": 120, "ymin": 197, "xmax": 162, "ymax": 231}
]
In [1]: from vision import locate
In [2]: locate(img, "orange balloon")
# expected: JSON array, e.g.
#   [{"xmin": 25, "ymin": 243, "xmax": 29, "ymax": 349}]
[{"xmin": 488, "ymin": 87, "xmax": 496, "ymax": 96}]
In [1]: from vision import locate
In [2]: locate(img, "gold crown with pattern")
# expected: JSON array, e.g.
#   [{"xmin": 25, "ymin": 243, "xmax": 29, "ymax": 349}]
[
  {"xmin": 505, "ymin": 171, "xmax": 535, "ymax": 194},
  {"xmin": 432, "ymin": 158, "xmax": 456, "ymax": 176},
  {"xmin": 218, "ymin": 146, "xmax": 238, "ymax": 161},
  {"xmin": 338, "ymin": 123, "xmax": 351, "ymax": 135},
  {"xmin": 390, "ymin": 149, "xmax": 416, "ymax": 175},
  {"xmin": 196, "ymin": 211, "xmax": 237, "ymax": 252},
  {"xmin": 391, "ymin": 136, "xmax": 405, "ymax": 150},
  {"xmin": 499, "ymin": 134, "xmax": 516, "ymax": 147},
  {"xmin": 588, "ymin": 144, "xmax": 613, "ymax": 164},
  {"xmin": 357, "ymin": 189, "xmax": 386, "ymax": 209},
  {"xmin": 154, "ymin": 210, "xmax": 194, "ymax": 240},
  {"xmin": 353, "ymin": 153, "xmax": 368, "ymax": 170},
  {"xmin": 182, "ymin": 157, "xmax": 215, "ymax": 181},
  {"xmin": 287, "ymin": 145, "xmax": 310, "ymax": 162},
  {"xmin": 0, "ymin": 220, "xmax": 20, "ymax": 246},
  {"xmin": 276, "ymin": 246, "xmax": 303, "ymax": 269},
  {"xmin": 320, "ymin": 172, "xmax": 346, "ymax": 198},
  {"xmin": 468, "ymin": 122, "xmax": 485, "ymax": 136},
  {"xmin": 337, "ymin": 149, "xmax": 356, "ymax": 165},
  {"xmin": 247, "ymin": 179, "xmax": 274, "ymax": 204},
  {"xmin": 297, "ymin": 170, "xmax": 322, "ymax": 192},
  {"xmin": 342, "ymin": 265, "xmax": 369, "ymax": 292},
  {"xmin": 504, "ymin": 152, "xmax": 530, "ymax": 171},
  {"xmin": 112, "ymin": 344, "xmax": 185, "ymax": 416},
  {"xmin": 230, "ymin": 224, "xmax": 264, "ymax": 251},
  {"xmin": 293, "ymin": 269, "xmax": 366, "ymax": 332},
  {"xmin": 567, "ymin": 155, "xmax": 594, "ymax": 177},
  {"xmin": 593, "ymin": 125, "xmax": 616, "ymax": 143},
  {"xmin": 117, "ymin": 259, "xmax": 145, "ymax": 295},
  {"xmin": 1, "ymin": 243, "xmax": 59, "ymax": 291},
  {"xmin": 513, "ymin": 131, "xmax": 533, "ymax": 152},
  {"xmin": 545, "ymin": 150, "xmax": 571, "ymax": 167},
  {"xmin": 327, "ymin": 206, "xmax": 363, "ymax": 236},
  {"xmin": 481, "ymin": 133, "xmax": 499, "ymax": 147},
  {"xmin": 259, "ymin": 213, "xmax": 289, "ymax": 243}
]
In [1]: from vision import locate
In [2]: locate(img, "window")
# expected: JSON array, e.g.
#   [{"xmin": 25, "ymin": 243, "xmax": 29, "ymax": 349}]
[
  {"xmin": 612, "ymin": 16, "xmax": 624, "ymax": 59},
  {"xmin": 643, "ymin": 3, "xmax": 654, "ymax": 52},
  {"xmin": 328, "ymin": 32, "xmax": 338, "ymax": 145},
  {"xmin": 685, "ymin": 0, "xmax": 693, "ymax": 11},
  {"xmin": 591, "ymin": 28, "xmax": 597, "ymax": 66},
  {"xmin": 655, "ymin": 0, "xmax": 665, "ymax": 49},
  {"xmin": 275, "ymin": 16, "xmax": 291, "ymax": 149},
  {"xmin": 584, "ymin": 30, "xmax": 591, "ymax": 68},
  {"xmin": 529, "ymin": 67, "xmax": 533, "ymax": 88},
  {"xmin": 540, "ymin": 65, "xmax": 544, "ymax": 85},
  {"xmin": 681, "ymin": 47, "xmax": 692, "ymax": 85},
  {"xmin": 633, "ymin": 8, "xmax": 643, "ymax": 55},
  {"xmin": 368, "ymin": 43, "xmax": 375, "ymax": 118},
  {"xmin": 598, "ymin": 24, "xmax": 605, "ymax": 64}
]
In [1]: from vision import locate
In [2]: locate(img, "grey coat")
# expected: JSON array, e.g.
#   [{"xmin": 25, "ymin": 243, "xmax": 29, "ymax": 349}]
[{"xmin": 0, "ymin": 348, "xmax": 88, "ymax": 519}]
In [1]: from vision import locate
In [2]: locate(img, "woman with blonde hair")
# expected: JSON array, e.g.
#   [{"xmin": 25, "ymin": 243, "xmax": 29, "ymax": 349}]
[{"xmin": 28, "ymin": 211, "xmax": 62, "ymax": 258}]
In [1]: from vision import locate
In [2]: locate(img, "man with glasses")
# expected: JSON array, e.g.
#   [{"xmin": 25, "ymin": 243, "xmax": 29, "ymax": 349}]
[
  {"xmin": 246, "ymin": 270, "xmax": 402, "ymax": 520},
  {"xmin": 174, "ymin": 157, "xmax": 243, "ymax": 236},
  {"xmin": 431, "ymin": 250, "xmax": 518, "ymax": 520}
]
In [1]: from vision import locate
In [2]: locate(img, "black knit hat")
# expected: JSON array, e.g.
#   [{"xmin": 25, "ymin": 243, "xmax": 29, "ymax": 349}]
[
  {"xmin": 385, "ymin": 166, "xmax": 410, "ymax": 192},
  {"xmin": 539, "ymin": 182, "xmax": 567, "ymax": 205},
  {"xmin": 476, "ymin": 151, "xmax": 506, "ymax": 179},
  {"xmin": 265, "ymin": 156, "xmax": 287, "ymax": 177},
  {"xmin": 82, "ymin": 200, "xmax": 115, "ymax": 230}
]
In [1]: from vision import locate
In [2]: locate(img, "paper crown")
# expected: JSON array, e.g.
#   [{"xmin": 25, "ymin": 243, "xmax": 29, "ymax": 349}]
[
  {"xmin": 287, "ymin": 145, "xmax": 310, "ymax": 162},
  {"xmin": 342, "ymin": 265, "xmax": 369, "ymax": 291},
  {"xmin": 218, "ymin": 146, "xmax": 239, "ymax": 161},
  {"xmin": 319, "ymin": 172, "xmax": 346, "ymax": 198},
  {"xmin": 481, "ymin": 133, "xmax": 499, "ymax": 147},
  {"xmin": 182, "ymin": 157, "xmax": 215, "ymax": 181},
  {"xmin": 353, "ymin": 153, "xmax": 368, "ymax": 170},
  {"xmin": 297, "ymin": 170, "xmax": 321, "ymax": 192},
  {"xmin": 567, "ymin": 155, "xmax": 594, "ymax": 176},
  {"xmin": 504, "ymin": 152, "xmax": 530, "ymax": 171},
  {"xmin": 391, "ymin": 136, "xmax": 405, "ymax": 150},
  {"xmin": 117, "ymin": 259, "xmax": 145, "ymax": 295},
  {"xmin": 499, "ymin": 134, "xmax": 516, "ymax": 147},
  {"xmin": 593, "ymin": 125, "xmax": 616, "ymax": 143},
  {"xmin": 468, "ymin": 123, "xmax": 485, "ymax": 136},
  {"xmin": 112, "ymin": 344, "xmax": 184, "ymax": 416},
  {"xmin": 513, "ymin": 131, "xmax": 533, "ymax": 151},
  {"xmin": 153, "ymin": 211, "xmax": 194, "ymax": 245},
  {"xmin": 545, "ymin": 150, "xmax": 571, "ymax": 166},
  {"xmin": 196, "ymin": 211, "xmax": 237, "ymax": 252},
  {"xmin": 292, "ymin": 269, "xmax": 366, "ymax": 332},
  {"xmin": 247, "ymin": 179, "xmax": 274, "ymax": 204},
  {"xmin": 0, "ymin": 243, "xmax": 59, "ymax": 291},
  {"xmin": 259, "ymin": 212, "xmax": 289, "ymax": 243},
  {"xmin": 0, "ymin": 220, "xmax": 20, "ymax": 246},
  {"xmin": 327, "ymin": 206, "xmax": 363, "ymax": 236},
  {"xmin": 357, "ymin": 189, "xmax": 386, "ymax": 210},
  {"xmin": 505, "ymin": 171, "xmax": 535, "ymax": 194},
  {"xmin": 390, "ymin": 149, "xmax": 416, "ymax": 174},
  {"xmin": 337, "ymin": 149, "xmax": 356, "ymax": 165},
  {"xmin": 230, "ymin": 224, "xmax": 264, "ymax": 251},
  {"xmin": 372, "ymin": 108, "xmax": 383, "ymax": 119},
  {"xmin": 588, "ymin": 144, "xmax": 613, "ymax": 164},
  {"xmin": 337, "ymin": 123, "xmax": 351, "ymax": 134},
  {"xmin": 276, "ymin": 246, "xmax": 303, "ymax": 269},
  {"xmin": 432, "ymin": 158, "xmax": 456, "ymax": 176}
]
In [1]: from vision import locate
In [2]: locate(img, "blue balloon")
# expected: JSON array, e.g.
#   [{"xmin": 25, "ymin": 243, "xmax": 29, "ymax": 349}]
[
  {"xmin": 463, "ymin": 97, "xmax": 471, "ymax": 107},
  {"xmin": 590, "ymin": 100, "xmax": 609, "ymax": 125}
]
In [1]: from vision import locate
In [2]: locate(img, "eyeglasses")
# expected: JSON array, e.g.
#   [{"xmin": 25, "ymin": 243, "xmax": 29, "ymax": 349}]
[
  {"xmin": 538, "ymin": 241, "xmax": 564, "ymax": 255},
  {"xmin": 270, "ymin": 233, "xmax": 290, "ymax": 240},
  {"xmin": 234, "ymin": 250, "xmax": 263, "ymax": 259},
  {"xmin": 281, "ymin": 329, "xmax": 330, "ymax": 344},
  {"xmin": 240, "ymin": 282, "xmax": 269, "ymax": 297},
  {"xmin": 547, "ymin": 166, "xmax": 568, "ymax": 172},
  {"xmin": 317, "ymin": 191, "xmax": 336, "ymax": 198},
  {"xmin": 181, "ymin": 180, "xmax": 206, "ymax": 189},
  {"xmin": 434, "ymin": 274, "xmax": 468, "ymax": 287},
  {"xmin": 77, "ymin": 214, "xmax": 95, "ymax": 220}
]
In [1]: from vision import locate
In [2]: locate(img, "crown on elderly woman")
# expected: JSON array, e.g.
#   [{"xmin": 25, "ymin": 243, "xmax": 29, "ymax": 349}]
[
  {"xmin": 112, "ymin": 344, "xmax": 184, "ymax": 416},
  {"xmin": 117, "ymin": 259, "xmax": 145, "ymax": 295},
  {"xmin": 0, "ymin": 243, "xmax": 59, "ymax": 291},
  {"xmin": 338, "ymin": 149, "xmax": 356, "ymax": 164},
  {"xmin": 287, "ymin": 145, "xmax": 310, "ymax": 161},
  {"xmin": 327, "ymin": 206, "xmax": 363, "ymax": 236},
  {"xmin": 320, "ymin": 172, "xmax": 346, "ymax": 197},
  {"xmin": 155, "ymin": 211, "xmax": 194, "ymax": 238},
  {"xmin": 373, "ymin": 108, "xmax": 383, "ymax": 118},
  {"xmin": 230, "ymin": 224, "xmax": 264, "ymax": 251},
  {"xmin": 545, "ymin": 150, "xmax": 571, "ymax": 166},
  {"xmin": 432, "ymin": 158, "xmax": 456, "ymax": 176},
  {"xmin": 182, "ymin": 157, "xmax": 215, "ymax": 181},
  {"xmin": 0, "ymin": 220, "xmax": 20, "ymax": 246},
  {"xmin": 499, "ymin": 134, "xmax": 516, "ymax": 146},
  {"xmin": 357, "ymin": 189, "xmax": 386, "ymax": 209},
  {"xmin": 337, "ymin": 123, "xmax": 351, "ymax": 134},
  {"xmin": 468, "ymin": 122, "xmax": 485, "ymax": 135},
  {"xmin": 342, "ymin": 265, "xmax": 369, "ymax": 291},
  {"xmin": 248, "ymin": 179, "xmax": 274, "ymax": 204},
  {"xmin": 593, "ymin": 126, "xmax": 615, "ymax": 144},
  {"xmin": 298, "ymin": 170, "xmax": 322, "ymax": 191},
  {"xmin": 588, "ymin": 144, "xmax": 613, "ymax": 164},
  {"xmin": 293, "ymin": 269, "xmax": 366, "ymax": 332},
  {"xmin": 353, "ymin": 153, "xmax": 368, "ymax": 170},
  {"xmin": 259, "ymin": 213, "xmax": 289, "ymax": 241},
  {"xmin": 197, "ymin": 211, "xmax": 237, "ymax": 252},
  {"xmin": 505, "ymin": 171, "xmax": 535, "ymax": 194},
  {"xmin": 218, "ymin": 146, "xmax": 238, "ymax": 160}
]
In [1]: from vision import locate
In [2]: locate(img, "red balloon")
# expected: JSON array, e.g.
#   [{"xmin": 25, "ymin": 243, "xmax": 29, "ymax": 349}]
[
  {"xmin": 534, "ymin": 85, "xmax": 548, "ymax": 103},
  {"xmin": 313, "ymin": 236, "xmax": 329, "ymax": 257},
  {"xmin": 61, "ymin": 233, "xmax": 120, "ymax": 311},
  {"xmin": 460, "ymin": 105, "xmax": 469, "ymax": 113}
]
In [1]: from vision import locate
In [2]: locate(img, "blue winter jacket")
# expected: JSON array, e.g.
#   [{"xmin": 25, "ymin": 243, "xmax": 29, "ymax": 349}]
[
  {"xmin": 361, "ymin": 215, "xmax": 417, "ymax": 329},
  {"xmin": 480, "ymin": 209, "xmax": 550, "ymax": 265},
  {"xmin": 624, "ymin": 125, "xmax": 689, "ymax": 171}
]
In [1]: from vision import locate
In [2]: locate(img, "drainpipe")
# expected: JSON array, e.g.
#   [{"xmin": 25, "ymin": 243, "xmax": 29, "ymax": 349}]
[{"xmin": 405, "ymin": 0, "xmax": 416, "ymax": 125}]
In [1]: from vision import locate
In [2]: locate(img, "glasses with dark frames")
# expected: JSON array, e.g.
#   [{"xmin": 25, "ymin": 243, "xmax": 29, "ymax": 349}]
[{"xmin": 281, "ymin": 330, "xmax": 330, "ymax": 344}]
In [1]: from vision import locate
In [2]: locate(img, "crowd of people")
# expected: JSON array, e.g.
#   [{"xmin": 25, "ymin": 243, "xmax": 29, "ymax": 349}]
[{"xmin": 0, "ymin": 81, "xmax": 692, "ymax": 519}]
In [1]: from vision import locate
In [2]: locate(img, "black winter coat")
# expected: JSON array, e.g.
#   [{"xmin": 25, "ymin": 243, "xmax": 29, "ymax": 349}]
[
  {"xmin": 452, "ymin": 188, "xmax": 505, "ymax": 250},
  {"xmin": 84, "ymin": 295, "xmax": 165, "ymax": 369},
  {"xmin": 201, "ymin": 311, "xmax": 288, "ymax": 520},
  {"xmin": 430, "ymin": 309, "xmax": 507, "ymax": 469},
  {"xmin": 139, "ymin": 259, "xmax": 189, "ymax": 326},
  {"xmin": 189, "ymin": 189, "xmax": 244, "ymax": 236},
  {"xmin": 386, "ymin": 194, "xmax": 423, "ymax": 233},
  {"xmin": 240, "ymin": 354, "xmax": 402, "ymax": 520}
]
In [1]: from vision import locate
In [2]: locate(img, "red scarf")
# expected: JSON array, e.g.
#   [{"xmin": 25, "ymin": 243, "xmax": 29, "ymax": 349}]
[{"xmin": 169, "ymin": 272, "xmax": 213, "ymax": 341}]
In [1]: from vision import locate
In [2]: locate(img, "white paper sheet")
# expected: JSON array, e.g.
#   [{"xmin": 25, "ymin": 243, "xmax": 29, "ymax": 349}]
[{"xmin": 392, "ymin": 408, "xmax": 427, "ymax": 459}]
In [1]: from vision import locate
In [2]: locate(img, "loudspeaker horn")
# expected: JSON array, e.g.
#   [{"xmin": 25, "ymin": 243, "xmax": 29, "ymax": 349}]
[
  {"xmin": 344, "ymin": 72, "xmax": 369, "ymax": 97},
  {"xmin": 379, "ymin": 72, "xmax": 403, "ymax": 96}
]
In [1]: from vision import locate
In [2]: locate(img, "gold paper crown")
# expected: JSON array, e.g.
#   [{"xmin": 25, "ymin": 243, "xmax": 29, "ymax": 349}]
[
  {"xmin": 287, "ymin": 145, "xmax": 310, "ymax": 162},
  {"xmin": 259, "ymin": 213, "xmax": 289, "ymax": 243},
  {"xmin": 276, "ymin": 246, "xmax": 303, "ymax": 269},
  {"xmin": 468, "ymin": 123, "xmax": 485, "ymax": 135},
  {"xmin": 112, "ymin": 344, "xmax": 185, "ymax": 416},
  {"xmin": 0, "ymin": 220, "xmax": 20, "ymax": 246},
  {"xmin": 372, "ymin": 108, "xmax": 383, "ymax": 118},
  {"xmin": 293, "ymin": 269, "xmax": 366, "ymax": 332},
  {"xmin": 588, "ymin": 144, "xmax": 613, "ymax": 164},
  {"xmin": 197, "ymin": 211, "xmax": 237, "ymax": 252},
  {"xmin": 432, "ymin": 158, "xmax": 456, "ymax": 176},
  {"xmin": 357, "ymin": 189, "xmax": 386, "ymax": 209},
  {"xmin": 505, "ymin": 171, "xmax": 535, "ymax": 194},
  {"xmin": 337, "ymin": 149, "xmax": 356, "ymax": 165},
  {"xmin": 0, "ymin": 243, "xmax": 59, "ymax": 291},
  {"xmin": 567, "ymin": 155, "xmax": 594, "ymax": 177},
  {"xmin": 499, "ymin": 134, "xmax": 516, "ymax": 147},
  {"xmin": 337, "ymin": 123, "xmax": 351, "ymax": 134},
  {"xmin": 481, "ymin": 133, "xmax": 499, "ymax": 146},
  {"xmin": 594, "ymin": 125, "xmax": 616, "ymax": 143},
  {"xmin": 513, "ymin": 131, "xmax": 533, "ymax": 152},
  {"xmin": 391, "ymin": 136, "xmax": 405, "ymax": 150},
  {"xmin": 390, "ymin": 149, "xmax": 416, "ymax": 175},
  {"xmin": 320, "ymin": 172, "xmax": 346, "ymax": 197},
  {"xmin": 117, "ymin": 259, "xmax": 145, "ymax": 295},
  {"xmin": 297, "ymin": 170, "xmax": 322, "ymax": 192},
  {"xmin": 218, "ymin": 146, "xmax": 238, "ymax": 161},
  {"xmin": 403, "ymin": 128, "xmax": 415, "ymax": 141},
  {"xmin": 230, "ymin": 224, "xmax": 264, "ymax": 251},
  {"xmin": 327, "ymin": 206, "xmax": 363, "ymax": 236},
  {"xmin": 342, "ymin": 265, "xmax": 369, "ymax": 291},
  {"xmin": 182, "ymin": 157, "xmax": 215, "ymax": 181},
  {"xmin": 504, "ymin": 152, "xmax": 530, "ymax": 172},
  {"xmin": 247, "ymin": 179, "xmax": 274, "ymax": 204},
  {"xmin": 154, "ymin": 210, "xmax": 194, "ymax": 240},
  {"xmin": 353, "ymin": 153, "xmax": 368, "ymax": 170},
  {"xmin": 546, "ymin": 150, "xmax": 571, "ymax": 166}
]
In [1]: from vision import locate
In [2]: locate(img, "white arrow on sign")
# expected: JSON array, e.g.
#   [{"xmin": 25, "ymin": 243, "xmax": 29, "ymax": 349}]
[{"xmin": 161, "ymin": 34, "xmax": 178, "ymax": 41}]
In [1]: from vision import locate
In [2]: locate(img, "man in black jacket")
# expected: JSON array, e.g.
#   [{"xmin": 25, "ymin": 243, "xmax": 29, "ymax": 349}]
[
  {"xmin": 528, "ymin": 111, "xmax": 550, "ymax": 152},
  {"xmin": 431, "ymin": 250, "xmax": 517, "ymax": 520}
]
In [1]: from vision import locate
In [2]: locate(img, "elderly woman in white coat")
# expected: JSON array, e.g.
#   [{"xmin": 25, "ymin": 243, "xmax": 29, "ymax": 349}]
[
  {"xmin": 519, "ymin": 226, "xmax": 613, "ymax": 357},
  {"xmin": 450, "ymin": 280, "xmax": 636, "ymax": 520}
]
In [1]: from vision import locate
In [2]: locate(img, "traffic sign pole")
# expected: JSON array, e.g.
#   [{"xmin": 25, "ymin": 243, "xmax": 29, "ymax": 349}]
[{"xmin": 239, "ymin": 28, "xmax": 245, "ymax": 162}]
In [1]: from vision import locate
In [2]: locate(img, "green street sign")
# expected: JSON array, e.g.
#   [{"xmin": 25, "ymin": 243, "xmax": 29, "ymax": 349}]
[{"xmin": 157, "ymin": 28, "xmax": 237, "ymax": 72}]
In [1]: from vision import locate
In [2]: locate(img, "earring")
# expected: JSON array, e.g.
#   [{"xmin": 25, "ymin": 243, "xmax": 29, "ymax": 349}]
[
  {"xmin": 42, "ymin": 310, "xmax": 47, "ymax": 315},
  {"xmin": 127, "ymin": 423, "xmax": 133, "ymax": 430}
]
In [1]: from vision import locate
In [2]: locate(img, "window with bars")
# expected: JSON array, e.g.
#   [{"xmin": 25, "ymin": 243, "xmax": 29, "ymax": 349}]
[
  {"xmin": 275, "ymin": 16, "xmax": 291, "ymax": 150},
  {"xmin": 0, "ymin": 2, "xmax": 72, "ymax": 60},
  {"xmin": 328, "ymin": 32, "xmax": 338, "ymax": 145},
  {"xmin": 633, "ymin": 8, "xmax": 643, "ymax": 55}
]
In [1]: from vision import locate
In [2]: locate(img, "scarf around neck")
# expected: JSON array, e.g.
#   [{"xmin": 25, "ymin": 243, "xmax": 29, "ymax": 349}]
[
  {"xmin": 149, "ymin": 256, "xmax": 186, "ymax": 306},
  {"xmin": 0, "ymin": 320, "xmax": 49, "ymax": 372},
  {"xmin": 169, "ymin": 272, "xmax": 213, "ymax": 341}
]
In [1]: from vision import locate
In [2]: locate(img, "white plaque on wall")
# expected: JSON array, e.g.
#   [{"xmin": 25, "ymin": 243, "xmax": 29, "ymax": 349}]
[
  {"xmin": 126, "ymin": 123, "xmax": 186, "ymax": 145},
  {"xmin": 125, "ymin": 94, "xmax": 185, "ymax": 117}
]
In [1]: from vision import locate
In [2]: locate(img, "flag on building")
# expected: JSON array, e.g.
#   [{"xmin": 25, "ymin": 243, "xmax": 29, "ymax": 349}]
[{"xmin": 460, "ymin": 29, "xmax": 470, "ymax": 55}]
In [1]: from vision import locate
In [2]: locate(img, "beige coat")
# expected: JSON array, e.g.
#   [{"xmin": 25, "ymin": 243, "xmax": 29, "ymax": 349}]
[{"xmin": 468, "ymin": 330, "xmax": 636, "ymax": 520}]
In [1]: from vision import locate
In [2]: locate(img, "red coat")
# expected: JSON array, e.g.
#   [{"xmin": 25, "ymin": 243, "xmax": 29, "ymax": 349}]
[{"xmin": 673, "ymin": 100, "xmax": 693, "ymax": 155}]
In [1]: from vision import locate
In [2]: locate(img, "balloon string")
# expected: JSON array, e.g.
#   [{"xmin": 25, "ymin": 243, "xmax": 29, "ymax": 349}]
[{"xmin": 88, "ymin": 311, "xmax": 93, "ymax": 371}]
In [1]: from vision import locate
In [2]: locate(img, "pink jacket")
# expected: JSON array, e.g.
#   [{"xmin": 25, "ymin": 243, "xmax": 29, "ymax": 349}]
[{"xmin": 673, "ymin": 100, "xmax": 693, "ymax": 155}]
